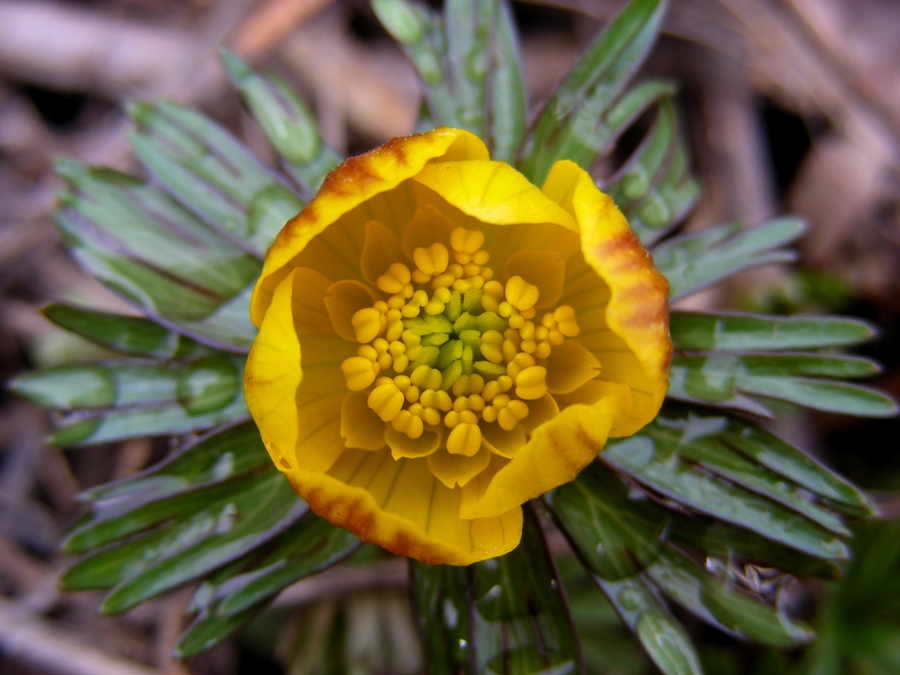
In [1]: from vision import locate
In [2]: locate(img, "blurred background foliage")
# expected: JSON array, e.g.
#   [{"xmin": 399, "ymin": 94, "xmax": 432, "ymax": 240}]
[{"xmin": 1, "ymin": 0, "xmax": 899, "ymax": 673}]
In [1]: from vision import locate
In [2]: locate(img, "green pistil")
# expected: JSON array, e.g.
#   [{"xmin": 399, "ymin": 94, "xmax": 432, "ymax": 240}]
[{"xmin": 402, "ymin": 287, "xmax": 508, "ymax": 391}]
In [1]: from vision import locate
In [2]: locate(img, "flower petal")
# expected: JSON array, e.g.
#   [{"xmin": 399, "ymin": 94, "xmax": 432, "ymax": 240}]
[
  {"xmin": 246, "ymin": 269, "xmax": 351, "ymax": 475},
  {"xmin": 360, "ymin": 220, "xmax": 406, "ymax": 286},
  {"xmin": 545, "ymin": 340, "xmax": 601, "ymax": 394},
  {"xmin": 284, "ymin": 452, "xmax": 522, "ymax": 565},
  {"xmin": 427, "ymin": 446, "xmax": 492, "ymax": 488},
  {"xmin": 542, "ymin": 160, "xmax": 671, "ymax": 436},
  {"xmin": 503, "ymin": 249, "xmax": 566, "ymax": 309},
  {"xmin": 251, "ymin": 128, "xmax": 490, "ymax": 325},
  {"xmin": 481, "ymin": 421, "xmax": 526, "ymax": 459},
  {"xmin": 341, "ymin": 391, "xmax": 387, "ymax": 451},
  {"xmin": 459, "ymin": 383, "xmax": 632, "ymax": 519},
  {"xmin": 324, "ymin": 279, "xmax": 378, "ymax": 343},
  {"xmin": 518, "ymin": 393, "xmax": 559, "ymax": 434},
  {"xmin": 385, "ymin": 425, "xmax": 442, "ymax": 459}
]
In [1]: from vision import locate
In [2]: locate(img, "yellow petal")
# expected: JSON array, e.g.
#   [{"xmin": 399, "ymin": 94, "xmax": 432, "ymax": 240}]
[
  {"xmin": 460, "ymin": 384, "xmax": 631, "ymax": 520},
  {"xmin": 341, "ymin": 391, "xmax": 387, "ymax": 451},
  {"xmin": 413, "ymin": 160, "xmax": 576, "ymax": 230},
  {"xmin": 245, "ymin": 269, "xmax": 350, "ymax": 476},
  {"xmin": 251, "ymin": 128, "xmax": 489, "ymax": 326},
  {"xmin": 518, "ymin": 393, "xmax": 559, "ymax": 434},
  {"xmin": 401, "ymin": 204, "xmax": 456, "ymax": 261},
  {"xmin": 360, "ymin": 220, "xmax": 406, "ymax": 286},
  {"xmin": 324, "ymin": 280, "xmax": 378, "ymax": 343},
  {"xmin": 544, "ymin": 340, "xmax": 601, "ymax": 394},
  {"xmin": 481, "ymin": 421, "xmax": 526, "ymax": 458},
  {"xmin": 284, "ymin": 453, "xmax": 522, "ymax": 565},
  {"xmin": 427, "ymin": 446, "xmax": 492, "ymax": 488},
  {"xmin": 385, "ymin": 425, "xmax": 441, "ymax": 460},
  {"xmin": 543, "ymin": 160, "xmax": 671, "ymax": 436},
  {"xmin": 503, "ymin": 249, "xmax": 566, "ymax": 309}
]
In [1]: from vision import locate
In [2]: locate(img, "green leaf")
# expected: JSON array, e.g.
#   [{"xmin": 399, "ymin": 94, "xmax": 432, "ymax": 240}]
[
  {"xmin": 64, "ymin": 424, "xmax": 269, "ymax": 552},
  {"xmin": 411, "ymin": 507, "xmax": 582, "ymax": 674},
  {"xmin": 518, "ymin": 0, "xmax": 668, "ymax": 184},
  {"xmin": 550, "ymin": 462, "xmax": 811, "ymax": 661},
  {"xmin": 653, "ymin": 218, "xmax": 805, "ymax": 301},
  {"xmin": 101, "ymin": 471, "xmax": 303, "ymax": 613},
  {"xmin": 600, "ymin": 411, "xmax": 851, "ymax": 560},
  {"xmin": 646, "ymin": 550, "xmax": 812, "ymax": 646},
  {"xmin": 668, "ymin": 353, "xmax": 898, "ymax": 417},
  {"xmin": 485, "ymin": 0, "xmax": 527, "ymax": 162},
  {"xmin": 220, "ymin": 49, "xmax": 340, "ymax": 195},
  {"xmin": 547, "ymin": 463, "xmax": 667, "ymax": 580},
  {"xmin": 596, "ymin": 575, "xmax": 702, "ymax": 675},
  {"xmin": 670, "ymin": 311, "xmax": 877, "ymax": 351},
  {"xmin": 12, "ymin": 356, "xmax": 249, "ymax": 446},
  {"xmin": 373, "ymin": 0, "xmax": 526, "ymax": 160},
  {"xmin": 410, "ymin": 563, "xmax": 473, "ymax": 675},
  {"xmin": 42, "ymin": 305, "xmax": 207, "ymax": 359},
  {"xmin": 607, "ymin": 100, "xmax": 699, "ymax": 245},
  {"xmin": 53, "ymin": 161, "xmax": 261, "ymax": 350},
  {"xmin": 129, "ymin": 101, "xmax": 303, "ymax": 255}
]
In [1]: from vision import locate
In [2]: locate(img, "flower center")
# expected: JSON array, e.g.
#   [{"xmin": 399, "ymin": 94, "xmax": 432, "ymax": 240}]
[{"xmin": 340, "ymin": 227, "xmax": 580, "ymax": 458}]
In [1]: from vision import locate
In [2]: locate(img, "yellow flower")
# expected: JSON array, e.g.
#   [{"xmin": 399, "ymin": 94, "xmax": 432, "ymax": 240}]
[{"xmin": 244, "ymin": 128, "xmax": 671, "ymax": 565}]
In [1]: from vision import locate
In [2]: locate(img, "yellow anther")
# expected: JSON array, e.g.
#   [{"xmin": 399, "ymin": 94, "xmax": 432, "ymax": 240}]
[
  {"xmin": 446, "ymin": 423, "xmax": 482, "ymax": 457},
  {"xmin": 387, "ymin": 294, "xmax": 406, "ymax": 310},
  {"xmin": 431, "ymin": 273, "xmax": 456, "ymax": 289},
  {"xmin": 368, "ymin": 381, "xmax": 404, "ymax": 421},
  {"xmin": 377, "ymin": 353, "xmax": 392, "ymax": 370},
  {"xmin": 481, "ymin": 280, "xmax": 504, "ymax": 312},
  {"xmin": 450, "ymin": 227, "xmax": 484, "ymax": 255},
  {"xmin": 554, "ymin": 305, "xmax": 580, "ymax": 337},
  {"xmin": 423, "ymin": 407, "xmax": 442, "ymax": 426},
  {"xmin": 385, "ymin": 309, "xmax": 404, "ymax": 342},
  {"xmin": 548, "ymin": 329, "xmax": 565, "ymax": 346},
  {"xmin": 451, "ymin": 375, "xmax": 472, "ymax": 397},
  {"xmin": 469, "ymin": 374, "xmax": 485, "ymax": 394},
  {"xmin": 376, "ymin": 262, "xmax": 411, "ymax": 294},
  {"xmin": 341, "ymin": 356, "xmax": 378, "ymax": 391},
  {"xmin": 505, "ymin": 276, "xmax": 540, "ymax": 311},
  {"xmin": 472, "ymin": 250, "xmax": 490, "ymax": 266},
  {"xmin": 352, "ymin": 307, "xmax": 384, "ymax": 344},
  {"xmin": 535, "ymin": 325, "xmax": 549, "ymax": 342},
  {"xmin": 392, "ymin": 410, "xmax": 424, "ymax": 439},
  {"xmin": 462, "ymin": 263, "xmax": 482, "ymax": 278},
  {"xmin": 521, "ymin": 340, "xmax": 537, "ymax": 355},
  {"xmin": 375, "ymin": 376, "xmax": 393, "ymax": 387},
  {"xmin": 452, "ymin": 396, "xmax": 470, "ymax": 412},
  {"xmin": 405, "ymin": 385, "xmax": 420, "ymax": 403},
  {"xmin": 507, "ymin": 353, "xmax": 535, "ymax": 379},
  {"xmin": 410, "ymin": 365, "xmax": 443, "ymax": 391},
  {"xmin": 444, "ymin": 410, "xmax": 461, "ymax": 429},
  {"xmin": 519, "ymin": 322, "xmax": 535, "ymax": 341},
  {"xmin": 480, "ymin": 266, "xmax": 494, "ymax": 282},
  {"xmin": 507, "ymin": 399, "xmax": 529, "ymax": 419},
  {"xmin": 424, "ymin": 296, "xmax": 446, "ymax": 316},
  {"xmin": 358, "ymin": 344, "xmax": 378, "ymax": 360},
  {"xmin": 498, "ymin": 400, "xmax": 529, "ymax": 431},
  {"xmin": 515, "ymin": 365, "xmax": 548, "ymax": 400},
  {"xmin": 460, "ymin": 410, "xmax": 478, "ymax": 425},
  {"xmin": 434, "ymin": 390, "xmax": 452, "ymax": 411},
  {"xmin": 468, "ymin": 394, "xmax": 485, "ymax": 411},
  {"xmin": 534, "ymin": 342, "xmax": 552, "ymax": 359},
  {"xmin": 413, "ymin": 242, "xmax": 450, "ymax": 277},
  {"xmin": 392, "ymin": 374, "xmax": 410, "ymax": 391},
  {"xmin": 482, "ymin": 406, "xmax": 497, "ymax": 423}
]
